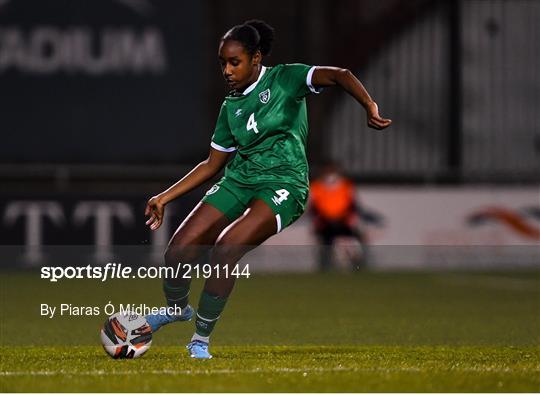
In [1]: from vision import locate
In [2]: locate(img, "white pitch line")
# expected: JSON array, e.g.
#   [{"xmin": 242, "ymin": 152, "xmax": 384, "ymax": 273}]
[
  {"xmin": 1, "ymin": 367, "xmax": 416, "ymax": 376},
  {"xmin": 1, "ymin": 366, "xmax": 538, "ymax": 376}
]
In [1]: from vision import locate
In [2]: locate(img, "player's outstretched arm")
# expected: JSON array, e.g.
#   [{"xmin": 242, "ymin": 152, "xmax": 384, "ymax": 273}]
[
  {"xmin": 145, "ymin": 147, "xmax": 232, "ymax": 230},
  {"xmin": 311, "ymin": 67, "xmax": 392, "ymax": 130}
]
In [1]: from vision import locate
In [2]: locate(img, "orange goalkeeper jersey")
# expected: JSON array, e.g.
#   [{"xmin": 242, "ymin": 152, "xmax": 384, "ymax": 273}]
[{"xmin": 309, "ymin": 177, "xmax": 356, "ymax": 221}]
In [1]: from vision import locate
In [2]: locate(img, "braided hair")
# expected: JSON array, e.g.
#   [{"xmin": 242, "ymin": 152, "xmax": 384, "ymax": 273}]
[{"xmin": 222, "ymin": 19, "xmax": 275, "ymax": 57}]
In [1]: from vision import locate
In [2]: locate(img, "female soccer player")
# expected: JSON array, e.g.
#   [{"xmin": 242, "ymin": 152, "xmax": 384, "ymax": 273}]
[{"xmin": 144, "ymin": 20, "xmax": 391, "ymax": 359}]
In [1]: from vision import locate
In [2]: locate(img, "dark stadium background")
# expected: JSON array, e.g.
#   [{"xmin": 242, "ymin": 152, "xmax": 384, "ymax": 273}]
[{"xmin": 1, "ymin": 0, "xmax": 538, "ymax": 251}]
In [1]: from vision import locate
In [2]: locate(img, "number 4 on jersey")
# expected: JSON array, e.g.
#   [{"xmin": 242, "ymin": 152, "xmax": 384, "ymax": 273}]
[
  {"xmin": 271, "ymin": 189, "xmax": 289, "ymax": 205},
  {"xmin": 247, "ymin": 113, "xmax": 260, "ymax": 134}
]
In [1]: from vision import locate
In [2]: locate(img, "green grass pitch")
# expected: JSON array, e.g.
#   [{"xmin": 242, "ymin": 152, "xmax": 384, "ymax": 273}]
[{"xmin": 1, "ymin": 270, "xmax": 539, "ymax": 392}]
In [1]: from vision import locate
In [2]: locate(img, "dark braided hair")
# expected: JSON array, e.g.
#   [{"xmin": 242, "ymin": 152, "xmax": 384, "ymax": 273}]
[{"xmin": 222, "ymin": 19, "xmax": 275, "ymax": 57}]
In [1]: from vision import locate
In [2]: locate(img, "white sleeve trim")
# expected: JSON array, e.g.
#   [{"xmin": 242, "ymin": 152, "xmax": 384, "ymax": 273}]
[
  {"xmin": 211, "ymin": 141, "xmax": 236, "ymax": 152},
  {"xmin": 306, "ymin": 66, "xmax": 323, "ymax": 94}
]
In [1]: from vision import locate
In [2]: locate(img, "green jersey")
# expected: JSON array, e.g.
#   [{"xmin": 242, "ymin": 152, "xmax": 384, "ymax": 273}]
[{"xmin": 211, "ymin": 63, "xmax": 320, "ymax": 205}]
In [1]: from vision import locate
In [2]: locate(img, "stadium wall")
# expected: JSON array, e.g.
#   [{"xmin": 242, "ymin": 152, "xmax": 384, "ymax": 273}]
[
  {"xmin": 259, "ymin": 186, "xmax": 540, "ymax": 271},
  {"xmin": 327, "ymin": 0, "xmax": 540, "ymax": 182},
  {"xmin": 2, "ymin": 186, "xmax": 538, "ymax": 271}
]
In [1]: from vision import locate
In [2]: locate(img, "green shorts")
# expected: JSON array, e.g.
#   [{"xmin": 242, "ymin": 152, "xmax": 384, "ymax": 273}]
[{"xmin": 202, "ymin": 177, "xmax": 307, "ymax": 232}]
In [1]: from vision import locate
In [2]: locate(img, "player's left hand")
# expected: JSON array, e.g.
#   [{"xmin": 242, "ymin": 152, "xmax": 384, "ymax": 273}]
[{"xmin": 366, "ymin": 101, "xmax": 392, "ymax": 130}]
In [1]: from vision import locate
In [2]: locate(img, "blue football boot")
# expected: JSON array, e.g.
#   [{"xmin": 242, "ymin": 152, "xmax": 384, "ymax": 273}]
[
  {"xmin": 186, "ymin": 340, "xmax": 212, "ymax": 359},
  {"xmin": 145, "ymin": 304, "xmax": 194, "ymax": 333}
]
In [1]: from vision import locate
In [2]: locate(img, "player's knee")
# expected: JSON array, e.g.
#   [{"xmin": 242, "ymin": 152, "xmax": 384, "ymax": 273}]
[
  {"xmin": 213, "ymin": 237, "xmax": 247, "ymax": 265},
  {"xmin": 164, "ymin": 245, "xmax": 182, "ymax": 267},
  {"xmin": 164, "ymin": 234, "xmax": 202, "ymax": 265}
]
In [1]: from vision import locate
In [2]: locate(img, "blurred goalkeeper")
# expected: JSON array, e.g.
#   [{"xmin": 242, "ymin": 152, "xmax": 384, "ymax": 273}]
[{"xmin": 310, "ymin": 161, "xmax": 381, "ymax": 271}]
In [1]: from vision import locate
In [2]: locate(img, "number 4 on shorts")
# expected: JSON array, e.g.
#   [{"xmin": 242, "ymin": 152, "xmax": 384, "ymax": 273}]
[{"xmin": 271, "ymin": 189, "xmax": 289, "ymax": 206}]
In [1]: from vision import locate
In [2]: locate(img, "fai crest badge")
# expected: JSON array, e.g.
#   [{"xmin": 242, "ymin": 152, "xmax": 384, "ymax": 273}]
[
  {"xmin": 259, "ymin": 89, "xmax": 271, "ymax": 104},
  {"xmin": 205, "ymin": 185, "xmax": 220, "ymax": 196}
]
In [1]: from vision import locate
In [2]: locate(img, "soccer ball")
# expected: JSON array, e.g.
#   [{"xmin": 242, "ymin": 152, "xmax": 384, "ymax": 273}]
[{"xmin": 100, "ymin": 312, "xmax": 152, "ymax": 359}]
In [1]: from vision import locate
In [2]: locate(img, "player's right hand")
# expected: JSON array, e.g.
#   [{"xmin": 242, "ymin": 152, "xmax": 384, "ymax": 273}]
[{"xmin": 145, "ymin": 195, "xmax": 165, "ymax": 230}]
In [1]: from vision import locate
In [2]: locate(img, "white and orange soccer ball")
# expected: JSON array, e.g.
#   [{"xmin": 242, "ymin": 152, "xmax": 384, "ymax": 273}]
[{"xmin": 100, "ymin": 312, "xmax": 152, "ymax": 359}]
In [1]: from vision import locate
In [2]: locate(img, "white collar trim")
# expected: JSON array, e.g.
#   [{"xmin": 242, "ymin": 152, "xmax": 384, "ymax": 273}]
[{"xmin": 242, "ymin": 66, "xmax": 266, "ymax": 95}]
